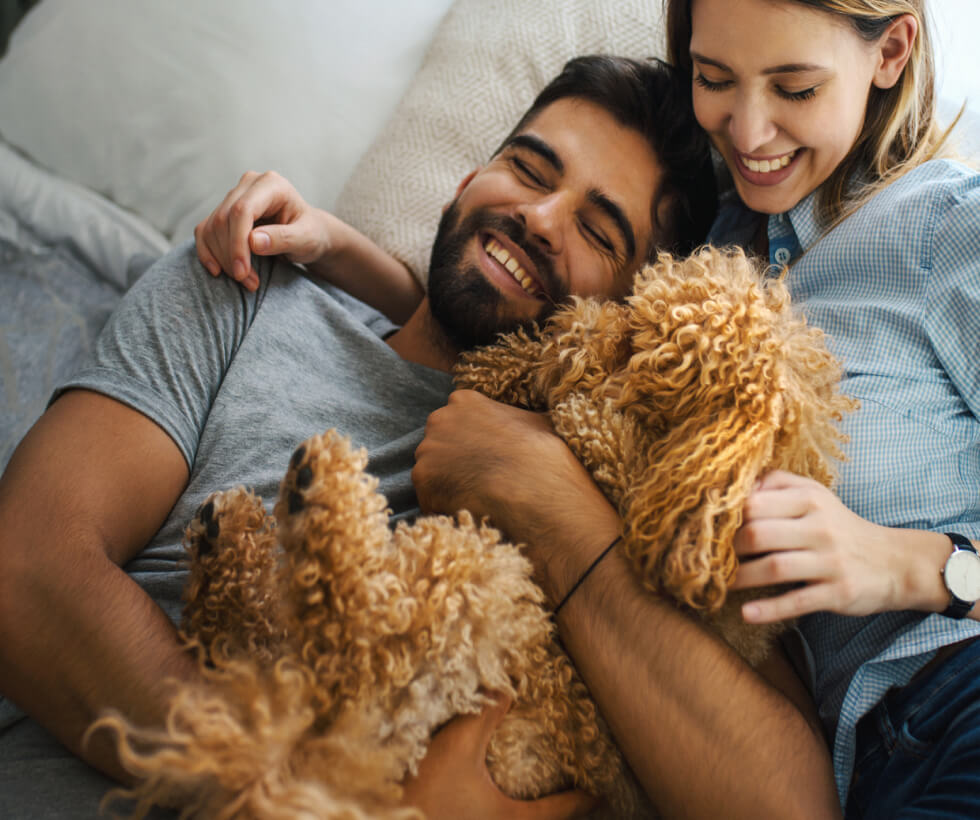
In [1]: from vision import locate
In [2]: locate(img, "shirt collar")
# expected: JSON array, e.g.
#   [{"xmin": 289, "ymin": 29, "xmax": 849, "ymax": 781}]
[{"xmin": 766, "ymin": 189, "xmax": 822, "ymax": 267}]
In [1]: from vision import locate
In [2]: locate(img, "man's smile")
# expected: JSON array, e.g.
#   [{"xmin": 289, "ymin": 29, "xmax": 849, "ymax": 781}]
[{"xmin": 480, "ymin": 232, "xmax": 548, "ymax": 300}]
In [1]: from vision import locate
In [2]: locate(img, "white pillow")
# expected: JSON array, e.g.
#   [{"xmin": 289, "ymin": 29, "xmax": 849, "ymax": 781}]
[
  {"xmin": 0, "ymin": 0, "xmax": 455, "ymax": 243},
  {"xmin": 334, "ymin": 0, "xmax": 667, "ymax": 284}
]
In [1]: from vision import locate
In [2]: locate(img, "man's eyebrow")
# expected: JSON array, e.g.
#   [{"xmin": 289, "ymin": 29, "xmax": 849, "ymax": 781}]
[
  {"xmin": 588, "ymin": 188, "xmax": 636, "ymax": 261},
  {"xmin": 691, "ymin": 52, "xmax": 827, "ymax": 75},
  {"xmin": 506, "ymin": 134, "xmax": 564, "ymax": 174}
]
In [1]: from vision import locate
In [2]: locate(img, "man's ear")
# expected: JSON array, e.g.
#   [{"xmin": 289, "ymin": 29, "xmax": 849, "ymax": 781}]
[
  {"xmin": 443, "ymin": 168, "xmax": 481, "ymax": 213},
  {"xmin": 872, "ymin": 13, "xmax": 917, "ymax": 90}
]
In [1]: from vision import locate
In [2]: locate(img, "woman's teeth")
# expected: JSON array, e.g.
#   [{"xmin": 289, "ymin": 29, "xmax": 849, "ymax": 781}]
[
  {"xmin": 740, "ymin": 150, "xmax": 797, "ymax": 173},
  {"xmin": 485, "ymin": 237, "xmax": 540, "ymax": 296}
]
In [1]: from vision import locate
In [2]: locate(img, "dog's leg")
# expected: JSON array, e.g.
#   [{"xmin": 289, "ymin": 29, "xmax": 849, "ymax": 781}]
[
  {"xmin": 182, "ymin": 488, "xmax": 282, "ymax": 665},
  {"xmin": 274, "ymin": 430, "xmax": 393, "ymax": 721}
]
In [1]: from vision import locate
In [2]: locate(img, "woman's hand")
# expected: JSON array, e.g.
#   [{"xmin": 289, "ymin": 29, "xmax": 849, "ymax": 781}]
[
  {"xmin": 732, "ymin": 470, "xmax": 947, "ymax": 622},
  {"xmin": 401, "ymin": 693, "xmax": 598, "ymax": 820},
  {"xmin": 194, "ymin": 170, "xmax": 334, "ymax": 291}
]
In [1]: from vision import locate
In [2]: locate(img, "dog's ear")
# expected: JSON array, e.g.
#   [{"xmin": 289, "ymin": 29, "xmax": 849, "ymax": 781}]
[
  {"xmin": 532, "ymin": 298, "xmax": 632, "ymax": 407},
  {"xmin": 622, "ymin": 404, "xmax": 777, "ymax": 612}
]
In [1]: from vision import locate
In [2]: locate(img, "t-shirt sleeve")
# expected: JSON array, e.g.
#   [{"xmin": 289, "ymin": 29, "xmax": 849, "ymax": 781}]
[
  {"xmin": 924, "ymin": 172, "xmax": 980, "ymax": 422},
  {"xmin": 51, "ymin": 240, "xmax": 262, "ymax": 468}
]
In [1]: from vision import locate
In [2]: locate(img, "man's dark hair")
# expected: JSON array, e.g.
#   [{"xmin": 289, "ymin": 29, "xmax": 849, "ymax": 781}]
[{"xmin": 497, "ymin": 54, "xmax": 717, "ymax": 257}]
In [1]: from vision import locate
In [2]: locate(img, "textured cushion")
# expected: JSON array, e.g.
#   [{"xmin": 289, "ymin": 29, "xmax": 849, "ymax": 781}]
[
  {"xmin": 334, "ymin": 0, "xmax": 667, "ymax": 284},
  {"xmin": 0, "ymin": 0, "xmax": 455, "ymax": 243}
]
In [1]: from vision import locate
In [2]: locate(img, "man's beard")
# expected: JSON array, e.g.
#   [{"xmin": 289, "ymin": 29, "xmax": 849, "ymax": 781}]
[{"xmin": 426, "ymin": 201, "xmax": 569, "ymax": 352}]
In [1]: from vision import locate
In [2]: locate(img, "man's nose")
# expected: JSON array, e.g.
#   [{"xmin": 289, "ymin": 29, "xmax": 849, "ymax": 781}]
[
  {"xmin": 727, "ymin": 90, "xmax": 778, "ymax": 154},
  {"xmin": 516, "ymin": 193, "xmax": 566, "ymax": 255}
]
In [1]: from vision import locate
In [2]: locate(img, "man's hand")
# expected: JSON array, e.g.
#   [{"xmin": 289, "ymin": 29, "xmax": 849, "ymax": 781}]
[
  {"xmin": 401, "ymin": 694, "xmax": 598, "ymax": 820},
  {"xmin": 413, "ymin": 390, "xmax": 622, "ymax": 604},
  {"xmin": 194, "ymin": 170, "xmax": 334, "ymax": 291}
]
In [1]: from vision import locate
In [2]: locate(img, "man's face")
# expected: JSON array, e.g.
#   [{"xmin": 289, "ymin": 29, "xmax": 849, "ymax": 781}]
[{"xmin": 427, "ymin": 97, "xmax": 663, "ymax": 352}]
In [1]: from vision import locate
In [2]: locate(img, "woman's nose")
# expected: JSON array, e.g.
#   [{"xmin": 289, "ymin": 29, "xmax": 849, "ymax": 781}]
[{"xmin": 727, "ymin": 91, "xmax": 779, "ymax": 154}]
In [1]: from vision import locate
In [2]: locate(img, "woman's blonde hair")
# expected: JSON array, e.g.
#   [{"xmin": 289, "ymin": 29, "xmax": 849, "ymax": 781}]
[{"xmin": 665, "ymin": 0, "xmax": 956, "ymax": 225}]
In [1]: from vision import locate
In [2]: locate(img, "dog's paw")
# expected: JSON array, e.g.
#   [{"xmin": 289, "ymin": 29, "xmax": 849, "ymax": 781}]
[
  {"xmin": 181, "ymin": 488, "xmax": 281, "ymax": 658},
  {"xmin": 275, "ymin": 431, "xmax": 390, "ymax": 556}
]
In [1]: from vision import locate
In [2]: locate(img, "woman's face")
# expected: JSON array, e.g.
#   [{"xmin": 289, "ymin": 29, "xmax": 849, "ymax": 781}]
[{"xmin": 689, "ymin": 0, "xmax": 884, "ymax": 214}]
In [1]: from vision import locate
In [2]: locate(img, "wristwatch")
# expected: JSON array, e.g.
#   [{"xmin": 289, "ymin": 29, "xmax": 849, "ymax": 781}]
[{"xmin": 940, "ymin": 532, "xmax": 980, "ymax": 619}]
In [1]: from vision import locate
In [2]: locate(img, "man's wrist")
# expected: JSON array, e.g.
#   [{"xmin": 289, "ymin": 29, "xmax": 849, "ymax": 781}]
[{"xmin": 540, "ymin": 513, "xmax": 622, "ymax": 610}]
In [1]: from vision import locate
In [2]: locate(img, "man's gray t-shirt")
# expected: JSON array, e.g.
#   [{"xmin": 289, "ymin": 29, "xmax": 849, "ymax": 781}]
[
  {"xmin": 0, "ymin": 241, "xmax": 452, "ymax": 816},
  {"xmin": 57, "ymin": 240, "xmax": 453, "ymax": 621}
]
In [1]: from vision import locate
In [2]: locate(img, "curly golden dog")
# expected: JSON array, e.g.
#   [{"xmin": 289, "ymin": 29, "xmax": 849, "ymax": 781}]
[{"xmin": 94, "ymin": 246, "xmax": 855, "ymax": 819}]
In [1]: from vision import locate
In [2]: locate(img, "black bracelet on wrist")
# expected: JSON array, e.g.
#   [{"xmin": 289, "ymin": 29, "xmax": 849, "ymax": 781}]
[{"xmin": 553, "ymin": 534, "xmax": 622, "ymax": 616}]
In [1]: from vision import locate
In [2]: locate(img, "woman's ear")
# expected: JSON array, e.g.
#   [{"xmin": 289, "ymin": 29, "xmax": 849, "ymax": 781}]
[
  {"xmin": 872, "ymin": 13, "xmax": 917, "ymax": 90},
  {"xmin": 442, "ymin": 168, "xmax": 482, "ymax": 213}
]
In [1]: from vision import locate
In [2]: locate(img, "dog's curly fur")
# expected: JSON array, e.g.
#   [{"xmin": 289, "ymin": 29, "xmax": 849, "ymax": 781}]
[{"xmin": 93, "ymin": 246, "xmax": 855, "ymax": 818}]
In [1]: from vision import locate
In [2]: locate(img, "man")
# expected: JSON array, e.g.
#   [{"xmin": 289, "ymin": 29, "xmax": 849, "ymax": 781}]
[{"xmin": 0, "ymin": 56, "xmax": 714, "ymax": 817}]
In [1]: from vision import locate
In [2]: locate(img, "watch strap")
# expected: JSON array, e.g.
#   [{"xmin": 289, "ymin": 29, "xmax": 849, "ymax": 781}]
[{"xmin": 942, "ymin": 532, "xmax": 978, "ymax": 619}]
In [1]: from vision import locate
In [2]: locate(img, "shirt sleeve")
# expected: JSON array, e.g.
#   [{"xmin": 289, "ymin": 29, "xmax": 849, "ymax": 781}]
[
  {"xmin": 923, "ymin": 170, "xmax": 980, "ymax": 422},
  {"xmin": 51, "ymin": 239, "xmax": 263, "ymax": 468}
]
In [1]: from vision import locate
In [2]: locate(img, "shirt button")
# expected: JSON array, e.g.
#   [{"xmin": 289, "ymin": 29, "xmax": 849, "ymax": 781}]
[{"xmin": 774, "ymin": 246, "xmax": 791, "ymax": 265}]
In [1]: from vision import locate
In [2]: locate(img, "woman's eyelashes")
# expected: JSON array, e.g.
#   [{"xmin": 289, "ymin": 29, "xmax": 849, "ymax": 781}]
[
  {"xmin": 693, "ymin": 72, "xmax": 730, "ymax": 92},
  {"xmin": 694, "ymin": 72, "xmax": 818, "ymax": 102},
  {"xmin": 775, "ymin": 85, "xmax": 818, "ymax": 101}
]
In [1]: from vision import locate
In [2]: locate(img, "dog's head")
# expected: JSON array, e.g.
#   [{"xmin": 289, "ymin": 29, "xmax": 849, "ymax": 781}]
[{"xmin": 614, "ymin": 246, "xmax": 855, "ymax": 611}]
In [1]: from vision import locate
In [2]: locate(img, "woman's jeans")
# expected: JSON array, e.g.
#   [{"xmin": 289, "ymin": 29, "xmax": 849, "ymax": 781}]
[{"xmin": 846, "ymin": 637, "xmax": 980, "ymax": 819}]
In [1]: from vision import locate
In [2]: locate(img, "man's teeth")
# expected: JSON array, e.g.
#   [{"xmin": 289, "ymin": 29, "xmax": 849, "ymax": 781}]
[
  {"xmin": 484, "ymin": 238, "xmax": 540, "ymax": 296},
  {"xmin": 741, "ymin": 150, "xmax": 796, "ymax": 173}
]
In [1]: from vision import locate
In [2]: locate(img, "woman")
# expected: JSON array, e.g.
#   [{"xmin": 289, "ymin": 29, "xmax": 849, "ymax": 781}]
[{"xmin": 413, "ymin": 1, "xmax": 980, "ymax": 817}]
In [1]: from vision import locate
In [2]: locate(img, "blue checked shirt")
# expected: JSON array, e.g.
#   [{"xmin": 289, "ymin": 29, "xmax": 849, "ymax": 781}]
[{"xmin": 709, "ymin": 158, "xmax": 980, "ymax": 803}]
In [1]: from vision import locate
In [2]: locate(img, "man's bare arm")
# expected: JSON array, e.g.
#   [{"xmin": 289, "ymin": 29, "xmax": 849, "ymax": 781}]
[
  {"xmin": 0, "ymin": 390, "xmax": 195, "ymax": 782},
  {"xmin": 414, "ymin": 391, "xmax": 842, "ymax": 819},
  {"xmin": 556, "ymin": 531, "xmax": 840, "ymax": 820}
]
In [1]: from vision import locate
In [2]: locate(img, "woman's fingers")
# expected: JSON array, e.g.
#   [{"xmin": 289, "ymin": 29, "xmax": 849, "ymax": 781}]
[{"xmin": 741, "ymin": 583, "xmax": 837, "ymax": 624}]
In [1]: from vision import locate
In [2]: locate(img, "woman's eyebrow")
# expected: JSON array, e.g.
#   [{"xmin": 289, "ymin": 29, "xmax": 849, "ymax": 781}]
[{"xmin": 690, "ymin": 52, "xmax": 827, "ymax": 75}]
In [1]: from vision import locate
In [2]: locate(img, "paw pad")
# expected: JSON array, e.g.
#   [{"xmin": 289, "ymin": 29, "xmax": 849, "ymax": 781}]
[
  {"xmin": 195, "ymin": 500, "xmax": 219, "ymax": 554},
  {"xmin": 287, "ymin": 490, "xmax": 305, "ymax": 514}
]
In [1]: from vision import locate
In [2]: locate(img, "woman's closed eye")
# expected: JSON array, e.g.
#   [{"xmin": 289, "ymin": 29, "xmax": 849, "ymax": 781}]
[
  {"xmin": 695, "ymin": 72, "xmax": 819, "ymax": 102},
  {"xmin": 694, "ymin": 73, "xmax": 731, "ymax": 92},
  {"xmin": 774, "ymin": 85, "xmax": 818, "ymax": 101}
]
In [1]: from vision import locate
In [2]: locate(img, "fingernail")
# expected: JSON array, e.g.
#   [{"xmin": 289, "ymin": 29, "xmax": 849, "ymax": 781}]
[
  {"xmin": 246, "ymin": 274, "xmax": 259, "ymax": 291},
  {"xmin": 743, "ymin": 603, "xmax": 759, "ymax": 621},
  {"xmin": 233, "ymin": 260, "xmax": 246, "ymax": 281},
  {"xmin": 252, "ymin": 230, "xmax": 270, "ymax": 251}
]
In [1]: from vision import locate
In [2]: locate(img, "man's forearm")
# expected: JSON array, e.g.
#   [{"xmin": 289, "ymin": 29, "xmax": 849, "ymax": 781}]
[
  {"xmin": 0, "ymin": 391, "xmax": 195, "ymax": 783},
  {"xmin": 556, "ymin": 547, "xmax": 841, "ymax": 820},
  {"xmin": 0, "ymin": 548, "xmax": 197, "ymax": 783}
]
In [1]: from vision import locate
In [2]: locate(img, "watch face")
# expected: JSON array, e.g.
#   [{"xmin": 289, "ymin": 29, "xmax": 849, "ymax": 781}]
[{"xmin": 946, "ymin": 550, "xmax": 980, "ymax": 602}]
